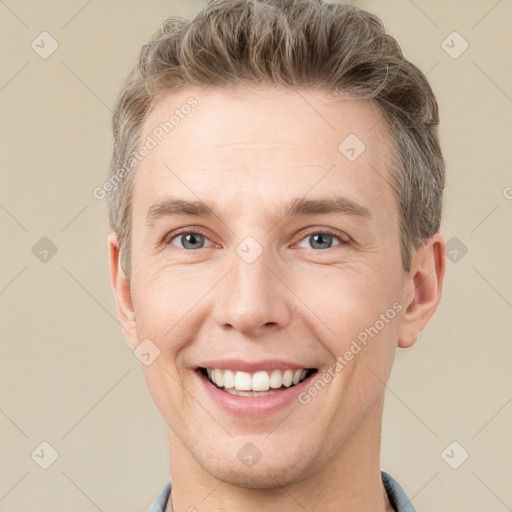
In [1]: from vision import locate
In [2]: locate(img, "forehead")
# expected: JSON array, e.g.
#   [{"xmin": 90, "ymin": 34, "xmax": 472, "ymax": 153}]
[{"xmin": 132, "ymin": 86, "xmax": 396, "ymax": 227}]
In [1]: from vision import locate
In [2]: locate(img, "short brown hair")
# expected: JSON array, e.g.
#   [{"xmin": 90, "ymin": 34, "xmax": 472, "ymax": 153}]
[{"xmin": 108, "ymin": 0, "xmax": 445, "ymax": 276}]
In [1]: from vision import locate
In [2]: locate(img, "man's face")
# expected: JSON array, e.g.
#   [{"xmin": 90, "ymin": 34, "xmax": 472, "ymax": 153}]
[{"xmin": 116, "ymin": 86, "xmax": 409, "ymax": 486}]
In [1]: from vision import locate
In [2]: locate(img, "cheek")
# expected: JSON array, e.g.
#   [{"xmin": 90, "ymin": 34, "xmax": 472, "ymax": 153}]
[
  {"xmin": 131, "ymin": 263, "xmax": 196, "ymax": 329},
  {"xmin": 298, "ymin": 266, "xmax": 398, "ymax": 338},
  {"xmin": 298, "ymin": 267, "xmax": 401, "ymax": 395},
  {"xmin": 133, "ymin": 269, "xmax": 195, "ymax": 416}
]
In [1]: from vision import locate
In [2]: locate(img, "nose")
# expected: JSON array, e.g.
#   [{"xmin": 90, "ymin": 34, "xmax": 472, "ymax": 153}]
[{"xmin": 212, "ymin": 247, "xmax": 293, "ymax": 336}]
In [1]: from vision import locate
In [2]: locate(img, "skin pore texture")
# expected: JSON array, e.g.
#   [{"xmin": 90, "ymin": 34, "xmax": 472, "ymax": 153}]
[{"xmin": 108, "ymin": 86, "xmax": 446, "ymax": 512}]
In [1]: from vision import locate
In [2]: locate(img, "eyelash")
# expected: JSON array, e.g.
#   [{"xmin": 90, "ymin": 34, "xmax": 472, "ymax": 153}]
[{"xmin": 164, "ymin": 226, "xmax": 351, "ymax": 250}]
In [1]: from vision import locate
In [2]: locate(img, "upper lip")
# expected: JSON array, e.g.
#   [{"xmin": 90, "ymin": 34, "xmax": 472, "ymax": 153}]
[{"xmin": 196, "ymin": 359, "xmax": 317, "ymax": 373}]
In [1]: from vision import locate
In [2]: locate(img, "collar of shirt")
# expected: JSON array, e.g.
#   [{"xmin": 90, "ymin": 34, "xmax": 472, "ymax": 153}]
[{"xmin": 147, "ymin": 471, "xmax": 417, "ymax": 512}]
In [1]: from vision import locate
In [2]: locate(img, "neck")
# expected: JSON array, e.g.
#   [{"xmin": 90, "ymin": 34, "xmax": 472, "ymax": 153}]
[{"xmin": 166, "ymin": 395, "xmax": 394, "ymax": 512}]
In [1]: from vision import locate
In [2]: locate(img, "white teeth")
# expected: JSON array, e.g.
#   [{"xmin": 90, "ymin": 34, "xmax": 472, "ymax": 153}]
[
  {"xmin": 252, "ymin": 371, "xmax": 270, "ymax": 391},
  {"xmin": 213, "ymin": 368, "xmax": 224, "ymax": 387},
  {"xmin": 204, "ymin": 367, "xmax": 311, "ymax": 392},
  {"xmin": 269, "ymin": 369, "xmax": 283, "ymax": 389},
  {"xmin": 282, "ymin": 369, "xmax": 293, "ymax": 387},
  {"xmin": 292, "ymin": 369, "xmax": 303, "ymax": 385},
  {"xmin": 222, "ymin": 369, "xmax": 235, "ymax": 389},
  {"xmin": 234, "ymin": 371, "xmax": 252, "ymax": 391},
  {"xmin": 224, "ymin": 388, "xmax": 277, "ymax": 397}
]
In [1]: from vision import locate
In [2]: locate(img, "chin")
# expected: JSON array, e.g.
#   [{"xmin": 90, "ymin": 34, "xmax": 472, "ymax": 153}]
[{"xmin": 199, "ymin": 447, "xmax": 312, "ymax": 490}]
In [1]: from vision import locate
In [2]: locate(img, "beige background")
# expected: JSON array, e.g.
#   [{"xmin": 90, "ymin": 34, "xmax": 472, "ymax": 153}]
[{"xmin": 1, "ymin": 0, "xmax": 511, "ymax": 511}]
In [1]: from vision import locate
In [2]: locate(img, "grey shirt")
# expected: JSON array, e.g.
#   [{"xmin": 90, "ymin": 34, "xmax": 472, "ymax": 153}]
[{"xmin": 147, "ymin": 471, "xmax": 416, "ymax": 511}]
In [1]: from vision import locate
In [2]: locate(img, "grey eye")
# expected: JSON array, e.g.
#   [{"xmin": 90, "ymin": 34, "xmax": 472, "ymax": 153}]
[
  {"xmin": 171, "ymin": 232, "xmax": 210, "ymax": 250},
  {"xmin": 297, "ymin": 232, "xmax": 342, "ymax": 250}
]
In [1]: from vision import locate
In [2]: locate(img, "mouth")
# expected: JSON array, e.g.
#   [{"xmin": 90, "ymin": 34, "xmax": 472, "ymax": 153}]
[{"xmin": 196, "ymin": 366, "xmax": 318, "ymax": 397}]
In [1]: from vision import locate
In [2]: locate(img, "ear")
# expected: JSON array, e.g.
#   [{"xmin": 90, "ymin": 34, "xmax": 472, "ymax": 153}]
[
  {"xmin": 107, "ymin": 232, "xmax": 138, "ymax": 349},
  {"xmin": 398, "ymin": 232, "xmax": 446, "ymax": 348}
]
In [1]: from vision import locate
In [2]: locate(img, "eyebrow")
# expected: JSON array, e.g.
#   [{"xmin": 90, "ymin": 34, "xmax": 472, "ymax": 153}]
[{"xmin": 146, "ymin": 195, "xmax": 372, "ymax": 224}]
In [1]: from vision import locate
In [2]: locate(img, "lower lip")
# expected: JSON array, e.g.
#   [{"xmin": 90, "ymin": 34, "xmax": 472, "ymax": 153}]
[{"xmin": 195, "ymin": 370, "xmax": 316, "ymax": 417}]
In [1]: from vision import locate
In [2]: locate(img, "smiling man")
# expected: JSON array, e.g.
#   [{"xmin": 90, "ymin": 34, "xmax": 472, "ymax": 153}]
[{"xmin": 106, "ymin": 1, "xmax": 446, "ymax": 511}]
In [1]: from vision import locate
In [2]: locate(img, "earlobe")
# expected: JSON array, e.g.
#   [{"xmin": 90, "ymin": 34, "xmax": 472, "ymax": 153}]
[
  {"xmin": 107, "ymin": 232, "xmax": 138, "ymax": 349},
  {"xmin": 397, "ymin": 233, "xmax": 446, "ymax": 348}
]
